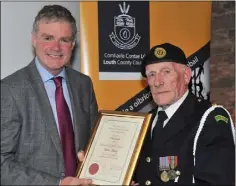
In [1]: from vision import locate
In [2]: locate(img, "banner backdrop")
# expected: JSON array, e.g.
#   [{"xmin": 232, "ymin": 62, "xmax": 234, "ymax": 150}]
[{"xmin": 79, "ymin": 1, "xmax": 211, "ymax": 112}]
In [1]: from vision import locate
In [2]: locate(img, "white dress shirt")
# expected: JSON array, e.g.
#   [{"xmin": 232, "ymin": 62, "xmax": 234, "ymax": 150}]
[{"xmin": 151, "ymin": 90, "xmax": 189, "ymax": 138}]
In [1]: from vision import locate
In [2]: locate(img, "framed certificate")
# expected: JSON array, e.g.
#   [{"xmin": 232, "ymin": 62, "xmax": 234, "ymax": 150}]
[{"xmin": 76, "ymin": 110, "xmax": 152, "ymax": 185}]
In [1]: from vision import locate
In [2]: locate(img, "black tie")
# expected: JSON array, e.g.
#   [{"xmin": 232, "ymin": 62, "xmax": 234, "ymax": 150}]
[{"xmin": 152, "ymin": 111, "xmax": 168, "ymax": 142}]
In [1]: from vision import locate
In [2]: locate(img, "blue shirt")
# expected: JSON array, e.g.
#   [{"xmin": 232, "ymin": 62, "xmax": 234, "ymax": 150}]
[{"xmin": 35, "ymin": 58, "xmax": 74, "ymax": 136}]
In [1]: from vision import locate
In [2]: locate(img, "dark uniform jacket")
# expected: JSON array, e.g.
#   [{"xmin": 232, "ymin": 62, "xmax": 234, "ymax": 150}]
[{"xmin": 134, "ymin": 92, "xmax": 235, "ymax": 185}]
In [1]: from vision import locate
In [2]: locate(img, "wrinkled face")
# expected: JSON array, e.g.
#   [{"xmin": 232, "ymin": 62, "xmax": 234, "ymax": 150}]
[
  {"xmin": 146, "ymin": 62, "xmax": 192, "ymax": 107},
  {"xmin": 32, "ymin": 20, "xmax": 75, "ymax": 75}
]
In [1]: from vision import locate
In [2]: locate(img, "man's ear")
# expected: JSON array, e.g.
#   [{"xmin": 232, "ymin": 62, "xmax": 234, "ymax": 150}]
[
  {"xmin": 31, "ymin": 32, "xmax": 37, "ymax": 48},
  {"xmin": 184, "ymin": 66, "xmax": 192, "ymax": 85},
  {"xmin": 72, "ymin": 40, "xmax": 75, "ymax": 49}
]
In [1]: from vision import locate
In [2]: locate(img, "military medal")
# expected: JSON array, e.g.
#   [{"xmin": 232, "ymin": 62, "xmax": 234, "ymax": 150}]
[
  {"xmin": 167, "ymin": 156, "xmax": 178, "ymax": 180},
  {"xmin": 167, "ymin": 170, "xmax": 177, "ymax": 180},
  {"xmin": 161, "ymin": 170, "xmax": 169, "ymax": 182},
  {"xmin": 159, "ymin": 157, "xmax": 170, "ymax": 182}
]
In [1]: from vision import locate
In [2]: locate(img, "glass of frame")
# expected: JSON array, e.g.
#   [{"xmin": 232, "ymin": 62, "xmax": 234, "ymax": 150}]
[{"xmin": 76, "ymin": 110, "xmax": 152, "ymax": 185}]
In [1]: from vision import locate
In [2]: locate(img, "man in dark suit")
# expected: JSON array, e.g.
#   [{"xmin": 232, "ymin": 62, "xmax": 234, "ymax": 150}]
[
  {"xmin": 133, "ymin": 43, "xmax": 235, "ymax": 185},
  {"xmin": 1, "ymin": 5, "xmax": 98, "ymax": 185}
]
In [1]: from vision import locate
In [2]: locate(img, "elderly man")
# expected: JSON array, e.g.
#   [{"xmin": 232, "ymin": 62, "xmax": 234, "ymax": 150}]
[
  {"xmin": 133, "ymin": 43, "xmax": 235, "ymax": 185},
  {"xmin": 1, "ymin": 4, "xmax": 98, "ymax": 185}
]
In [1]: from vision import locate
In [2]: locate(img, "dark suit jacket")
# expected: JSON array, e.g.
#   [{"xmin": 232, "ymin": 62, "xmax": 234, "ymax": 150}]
[
  {"xmin": 1, "ymin": 61, "xmax": 98, "ymax": 185},
  {"xmin": 134, "ymin": 93, "xmax": 235, "ymax": 185}
]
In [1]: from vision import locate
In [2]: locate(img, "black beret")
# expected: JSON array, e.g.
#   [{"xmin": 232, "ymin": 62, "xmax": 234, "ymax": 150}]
[{"xmin": 141, "ymin": 43, "xmax": 187, "ymax": 77}]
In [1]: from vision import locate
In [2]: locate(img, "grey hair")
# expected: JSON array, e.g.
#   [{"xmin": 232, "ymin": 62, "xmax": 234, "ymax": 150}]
[{"xmin": 32, "ymin": 4, "xmax": 77, "ymax": 40}]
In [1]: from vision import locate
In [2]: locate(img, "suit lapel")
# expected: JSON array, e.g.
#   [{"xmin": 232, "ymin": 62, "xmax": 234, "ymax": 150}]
[
  {"xmin": 27, "ymin": 61, "xmax": 64, "ymax": 162},
  {"xmin": 161, "ymin": 93, "xmax": 196, "ymax": 144}
]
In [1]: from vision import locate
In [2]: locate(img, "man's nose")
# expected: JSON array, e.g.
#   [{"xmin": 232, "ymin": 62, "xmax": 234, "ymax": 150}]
[
  {"xmin": 52, "ymin": 41, "xmax": 62, "ymax": 51},
  {"xmin": 154, "ymin": 75, "xmax": 164, "ymax": 88}
]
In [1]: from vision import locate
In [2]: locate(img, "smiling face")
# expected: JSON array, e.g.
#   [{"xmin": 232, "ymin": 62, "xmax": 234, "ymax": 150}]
[
  {"xmin": 145, "ymin": 62, "xmax": 192, "ymax": 107},
  {"xmin": 32, "ymin": 20, "xmax": 75, "ymax": 75}
]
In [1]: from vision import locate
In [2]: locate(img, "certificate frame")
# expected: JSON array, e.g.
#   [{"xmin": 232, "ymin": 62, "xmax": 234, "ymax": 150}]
[{"xmin": 76, "ymin": 110, "xmax": 152, "ymax": 185}]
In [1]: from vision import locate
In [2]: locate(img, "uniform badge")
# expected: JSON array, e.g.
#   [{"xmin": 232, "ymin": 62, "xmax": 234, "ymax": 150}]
[
  {"xmin": 154, "ymin": 47, "xmax": 166, "ymax": 59},
  {"xmin": 214, "ymin": 115, "xmax": 229, "ymax": 123}
]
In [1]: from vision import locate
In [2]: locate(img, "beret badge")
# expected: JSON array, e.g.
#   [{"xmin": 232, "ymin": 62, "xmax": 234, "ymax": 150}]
[{"xmin": 154, "ymin": 47, "xmax": 166, "ymax": 59}]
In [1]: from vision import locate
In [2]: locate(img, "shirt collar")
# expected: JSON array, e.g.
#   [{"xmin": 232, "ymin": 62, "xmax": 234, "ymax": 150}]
[
  {"xmin": 158, "ymin": 89, "xmax": 189, "ymax": 119},
  {"xmin": 35, "ymin": 57, "xmax": 66, "ymax": 82}
]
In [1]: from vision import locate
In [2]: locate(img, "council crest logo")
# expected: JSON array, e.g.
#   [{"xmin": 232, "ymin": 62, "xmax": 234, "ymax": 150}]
[{"xmin": 109, "ymin": 2, "xmax": 141, "ymax": 50}]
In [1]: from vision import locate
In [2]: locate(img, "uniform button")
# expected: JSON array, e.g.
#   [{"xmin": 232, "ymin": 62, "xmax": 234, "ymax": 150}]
[
  {"xmin": 61, "ymin": 172, "xmax": 65, "ymax": 177},
  {"xmin": 146, "ymin": 157, "xmax": 151, "ymax": 163},
  {"xmin": 176, "ymin": 170, "xmax": 181, "ymax": 176},
  {"xmin": 145, "ymin": 180, "xmax": 151, "ymax": 185}
]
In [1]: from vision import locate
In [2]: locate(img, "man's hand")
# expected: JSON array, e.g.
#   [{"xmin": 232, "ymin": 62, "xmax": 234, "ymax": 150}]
[
  {"xmin": 60, "ymin": 177, "xmax": 92, "ymax": 185},
  {"xmin": 60, "ymin": 151, "xmax": 89, "ymax": 185},
  {"xmin": 131, "ymin": 181, "xmax": 139, "ymax": 186},
  {"xmin": 77, "ymin": 150, "xmax": 85, "ymax": 162}
]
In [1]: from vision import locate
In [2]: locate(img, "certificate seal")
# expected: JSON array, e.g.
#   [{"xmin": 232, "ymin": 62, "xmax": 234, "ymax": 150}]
[{"xmin": 89, "ymin": 163, "xmax": 99, "ymax": 175}]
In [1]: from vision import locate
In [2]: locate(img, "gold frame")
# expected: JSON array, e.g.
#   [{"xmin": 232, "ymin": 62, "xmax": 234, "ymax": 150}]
[{"xmin": 76, "ymin": 110, "xmax": 152, "ymax": 185}]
